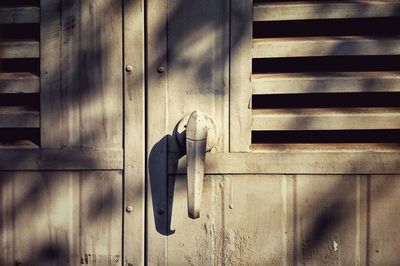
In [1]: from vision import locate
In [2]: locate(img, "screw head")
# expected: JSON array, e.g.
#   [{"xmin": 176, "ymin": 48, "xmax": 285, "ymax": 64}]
[
  {"xmin": 157, "ymin": 207, "xmax": 165, "ymax": 215},
  {"xmin": 157, "ymin": 66, "xmax": 165, "ymax": 73},
  {"xmin": 126, "ymin": 65, "xmax": 133, "ymax": 72},
  {"xmin": 126, "ymin": 206, "xmax": 133, "ymax": 213}
]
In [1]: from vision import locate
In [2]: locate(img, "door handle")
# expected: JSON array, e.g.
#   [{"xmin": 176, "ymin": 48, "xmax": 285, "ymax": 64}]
[{"xmin": 176, "ymin": 111, "xmax": 218, "ymax": 219}]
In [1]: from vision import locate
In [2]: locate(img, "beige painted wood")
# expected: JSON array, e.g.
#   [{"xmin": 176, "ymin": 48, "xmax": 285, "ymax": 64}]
[
  {"xmin": 123, "ymin": 0, "xmax": 145, "ymax": 264},
  {"xmin": 0, "ymin": 149, "xmax": 123, "ymax": 170},
  {"xmin": 252, "ymin": 108, "xmax": 400, "ymax": 131},
  {"xmin": 147, "ymin": 0, "xmax": 169, "ymax": 264},
  {"xmin": 230, "ymin": 0, "xmax": 252, "ymax": 152},
  {"xmin": 0, "ymin": 171, "xmax": 122, "ymax": 265},
  {"xmin": 0, "ymin": 73, "xmax": 39, "ymax": 94},
  {"xmin": 253, "ymin": 37, "xmax": 400, "ymax": 58},
  {"xmin": 0, "ymin": 40, "xmax": 39, "ymax": 59},
  {"xmin": 41, "ymin": 0, "xmax": 62, "ymax": 148},
  {"xmin": 0, "ymin": 106, "xmax": 39, "ymax": 128},
  {"xmin": 0, "ymin": 6, "xmax": 40, "ymax": 24},
  {"xmin": 252, "ymin": 72, "xmax": 400, "ymax": 95},
  {"xmin": 61, "ymin": 0, "xmax": 122, "ymax": 149},
  {"xmin": 369, "ymin": 175, "xmax": 400, "ymax": 265},
  {"xmin": 170, "ymin": 149, "xmax": 400, "ymax": 174},
  {"xmin": 253, "ymin": 1, "xmax": 400, "ymax": 22}
]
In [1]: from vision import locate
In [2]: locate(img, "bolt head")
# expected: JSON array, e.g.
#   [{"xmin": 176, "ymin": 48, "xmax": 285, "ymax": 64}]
[
  {"xmin": 157, "ymin": 207, "xmax": 165, "ymax": 215},
  {"xmin": 126, "ymin": 206, "xmax": 133, "ymax": 213},
  {"xmin": 126, "ymin": 65, "xmax": 133, "ymax": 72},
  {"xmin": 157, "ymin": 66, "xmax": 165, "ymax": 73}
]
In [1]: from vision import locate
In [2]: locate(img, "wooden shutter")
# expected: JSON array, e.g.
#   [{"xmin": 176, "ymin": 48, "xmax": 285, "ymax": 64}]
[
  {"xmin": 0, "ymin": 1, "xmax": 40, "ymax": 148},
  {"xmin": 231, "ymin": 0, "xmax": 400, "ymax": 152}
]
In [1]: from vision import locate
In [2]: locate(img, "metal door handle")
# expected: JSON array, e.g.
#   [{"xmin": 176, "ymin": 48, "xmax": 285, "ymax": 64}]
[{"xmin": 176, "ymin": 111, "xmax": 218, "ymax": 219}]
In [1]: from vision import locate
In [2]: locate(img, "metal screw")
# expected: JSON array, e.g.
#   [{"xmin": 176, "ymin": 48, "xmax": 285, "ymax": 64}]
[
  {"xmin": 126, "ymin": 206, "xmax": 133, "ymax": 213},
  {"xmin": 157, "ymin": 207, "xmax": 165, "ymax": 215},
  {"xmin": 126, "ymin": 65, "xmax": 133, "ymax": 72},
  {"xmin": 157, "ymin": 66, "xmax": 165, "ymax": 73}
]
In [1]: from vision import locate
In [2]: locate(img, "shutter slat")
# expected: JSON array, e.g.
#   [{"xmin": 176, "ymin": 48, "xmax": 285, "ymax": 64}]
[
  {"xmin": 0, "ymin": 40, "xmax": 39, "ymax": 59},
  {"xmin": 252, "ymin": 72, "xmax": 400, "ymax": 94},
  {"xmin": 254, "ymin": 1, "xmax": 400, "ymax": 22},
  {"xmin": 253, "ymin": 37, "xmax": 400, "ymax": 58},
  {"xmin": 252, "ymin": 108, "xmax": 400, "ymax": 131},
  {"xmin": 0, "ymin": 73, "xmax": 40, "ymax": 93},
  {"xmin": 0, "ymin": 7, "xmax": 40, "ymax": 24},
  {"xmin": 0, "ymin": 107, "xmax": 39, "ymax": 128}
]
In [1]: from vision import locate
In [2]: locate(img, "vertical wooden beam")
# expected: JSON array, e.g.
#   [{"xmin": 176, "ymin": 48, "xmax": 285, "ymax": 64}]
[
  {"xmin": 147, "ymin": 0, "xmax": 169, "ymax": 264},
  {"xmin": 40, "ymin": 0, "xmax": 62, "ymax": 148},
  {"xmin": 230, "ymin": 0, "xmax": 252, "ymax": 152},
  {"xmin": 123, "ymin": 0, "xmax": 146, "ymax": 265}
]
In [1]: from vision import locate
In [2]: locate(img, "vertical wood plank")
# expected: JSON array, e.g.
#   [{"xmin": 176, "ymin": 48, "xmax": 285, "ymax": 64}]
[
  {"xmin": 147, "ymin": 0, "xmax": 169, "ymax": 264},
  {"xmin": 123, "ymin": 0, "xmax": 145, "ymax": 265},
  {"xmin": 230, "ymin": 0, "xmax": 252, "ymax": 152},
  {"xmin": 61, "ymin": 0, "xmax": 123, "ymax": 149},
  {"xmin": 41, "ymin": 0, "xmax": 62, "ymax": 148}
]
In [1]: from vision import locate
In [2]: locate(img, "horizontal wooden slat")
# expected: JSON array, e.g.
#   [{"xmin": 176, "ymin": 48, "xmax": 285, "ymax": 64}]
[
  {"xmin": 0, "ymin": 106, "xmax": 39, "ymax": 128},
  {"xmin": 253, "ymin": 1, "xmax": 400, "ymax": 22},
  {"xmin": 0, "ymin": 40, "xmax": 39, "ymax": 58},
  {"xmin": 0, "ymin": 149, "xmax": 123, "ymax": 170},
  {"xmin": 0, "ymin": 6, "xmax": 40, "ymax": 24},
  {"xmin": 252, "ymin": 72, "xmax": 400, "ymax": 94},
  {"xmin": 0, "ymin": 72, "xmax": 39, "ymax": 93},
  {"xmin": 252, "ymin": 108, "xmax": 400, "ymax": 131},
  {"xmin": 169, "ymin": 150, "xmax": 400, "ymax": 174},
  {"xmin": 253, "ymin": 37, "xmax": 400, "ymax": 58}
]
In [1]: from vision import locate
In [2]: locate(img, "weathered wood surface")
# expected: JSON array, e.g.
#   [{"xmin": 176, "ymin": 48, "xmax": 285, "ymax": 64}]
[
  {"xmin": 0, "ymin": 106, "xmax": 39, "ymax": 128},
  {"xmin": 253, "ymin": 1, "xmax": 400, "ymax": 21},
  {"xmin": 170, "ymin": 150, "xmax": 400, "ymax": 174},
  {"xmin": 0, "ymin": 73, "xmax": 39, "ymax": 93},
  {"xmin": 61, "ymin": 0, "xmax": 122, "ymax": 149},
  {"xmin": 41, "ymin": 0, "xmax": 62, "ymax": 148},
  {"xmin": 253, "ymin": 37, "xmax": 400, "ymax": 58},
  {"xmin": 123, "ymin": 0, "xmax": 146, "ymax": 264},
  {"xmin": 0, "ymin": 171, "xmax": 122, "ymax": 265},
  {"xmin": 230, "ymin": 0, "xmax": 252, "ymax": 152},
  {"xmin": 165, "ymin": 174, "xmax": 385, "ymax": 265},
  {"xmin": 252, "ymin": 108, "xmax": 400, "ymax": 131},
  {"xmin": 0, "ymin": 149, "xmax": 123, "ymax": 170},
  {"xmin": 0, "ymin": 6, "xmax": 40, "ymax": 24},
  {"xmin": 252, "ymin": 72, "xmax": 400, "ymax": 95},
  {"xmin": 0, "ymin": 40, "xmax": 39, "ymax": 59}
]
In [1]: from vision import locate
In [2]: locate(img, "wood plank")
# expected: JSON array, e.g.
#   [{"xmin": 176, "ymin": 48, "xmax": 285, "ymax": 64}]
[
  {"xmin": 230, "ymin": 0, "xmax": 252, "ymax": 152},
  {"xmin": 252, "ymin": 108, "xmax": 400, "ymax": 131},
  {"xmin": 41, "ymin": 0, "xmax": 62, "ymax": 148},
  {"xmin": 252, "ymin": 72, "xmax": 400, "ymax": 95},
  {"xmin": 253, "ymin": 37, "xmax": 400, "ymax": 58},
  {"xmin": 123, "ymin": 0, "xmax": 145, "ymax": 265},
  {"xmin": 0, "ymin": 6, "xmax": 40, "ymax": 24},
  {"xmin": 0, "ymin": 72, "xmax": 39, "ymax": 93},
  {"xmin": 0, "ymin": 106, "xmax": 39, "ymax": 128},
  {"xmin": 0, "ymin": 149, "xmax": 123, "ymax": 170},
  {"xmin": 253, "ymin": 1, "xmax": 400, "ymax": 22},
  {"xmin": 0, "ymin": 40, "xmax": 39, "ymax": 58},
  {"xmin": 169, "ymin": 150, "xmax": 400, "ymax": 174}
]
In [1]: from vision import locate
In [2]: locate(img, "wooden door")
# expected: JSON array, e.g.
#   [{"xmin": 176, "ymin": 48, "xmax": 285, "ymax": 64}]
[
  {"xmin": 0, "ymin": 1, "xmax": 146, "ymax": 265},
  {"xmin": 146, "ymin": 0, "xmax": 400, "ymax": 265}
]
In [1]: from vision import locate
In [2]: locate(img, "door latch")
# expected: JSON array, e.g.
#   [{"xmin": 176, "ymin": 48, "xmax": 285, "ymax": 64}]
[{"xmin": 176, "ymin": 111, "xmax": 218, "ymax": 219}]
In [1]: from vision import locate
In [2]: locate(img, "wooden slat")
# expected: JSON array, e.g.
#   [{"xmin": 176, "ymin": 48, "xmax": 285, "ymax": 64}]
[
  {"xmin": 253, "ymin": 1, "xmax": 400, "ymax": 22},
  {"xmin": 0, "ymin": 106, "xmax": 39, "ymax": 128},
  {"xmin": 0, "ymin": 73, "xmax": 39, "ymax": 93},
  {"xmin": 0, "ymin": 6, "xmax": 40, "ymax": 24},
  {"xmin": 253, "ymin": 37, "xmax": 400, "ymax": 58},
  {"xmin": 0, "ymin": 40, "xmax": 39, "ymax": 59},
  {"xmin": 0, "ymin": 149, "xmax": 123, "ymax": 170},
  {"xmin": 252, "ymin": 72, "xmax": 400, "ymax": 95},
  {"xmin": 252, "ymin": 108, "xmax": 400, "ymax": 131},
  {"xmin": 169, "ymin": 151, "xmax": 400, "ymax": 174}
]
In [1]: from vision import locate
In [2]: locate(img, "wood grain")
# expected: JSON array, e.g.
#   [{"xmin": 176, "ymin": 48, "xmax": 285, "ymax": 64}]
[
  {"xmin": 0, "ymin": 73, "xmax": 39, "ymax": 93},
  {"xmin": 0, "ymin": 40, "xmax": 39, "ymax": 59},
  {"xmin": 0, "ymin": 6, "xmax": 40, "ymax": 24}
]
